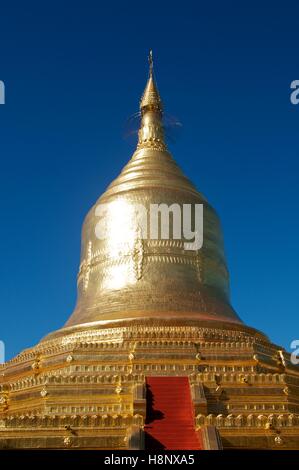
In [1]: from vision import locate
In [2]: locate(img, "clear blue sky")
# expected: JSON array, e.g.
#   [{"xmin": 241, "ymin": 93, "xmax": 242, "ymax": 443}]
[{"xmin": 0, "ymin": 1, "xmax": 299, "ymax": 360}]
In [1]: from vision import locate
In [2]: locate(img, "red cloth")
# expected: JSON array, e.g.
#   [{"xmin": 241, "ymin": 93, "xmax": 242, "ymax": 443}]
[{"xmin": 144, "ymin": 377, "xmax": 203, "ymax": 450}]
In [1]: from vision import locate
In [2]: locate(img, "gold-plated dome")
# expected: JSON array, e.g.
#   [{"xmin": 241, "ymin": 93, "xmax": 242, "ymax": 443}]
[{"xmin": 64, "ymin": 52, "xmax": 242, "ymax": 329}]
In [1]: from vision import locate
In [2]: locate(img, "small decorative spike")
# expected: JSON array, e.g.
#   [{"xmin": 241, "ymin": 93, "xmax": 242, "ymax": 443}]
[{"xmin": 149, "ymin": 49, "xmax": 153, "ymax": 76}]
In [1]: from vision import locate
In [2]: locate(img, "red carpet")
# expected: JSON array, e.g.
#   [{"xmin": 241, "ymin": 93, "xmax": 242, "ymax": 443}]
[{"xmin": 144, "ymin": 377, "xmax": 203, "ymax": 450}]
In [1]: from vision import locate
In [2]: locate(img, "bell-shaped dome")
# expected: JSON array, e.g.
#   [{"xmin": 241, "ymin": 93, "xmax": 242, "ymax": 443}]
[{"xmin": 65, "ymin": 53, "xmax": 242, "ymax": 329}]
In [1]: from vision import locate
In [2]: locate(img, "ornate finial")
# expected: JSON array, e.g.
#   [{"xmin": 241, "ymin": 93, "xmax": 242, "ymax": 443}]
[
  {"xmin": 138, "ymin": 52, "xmax": 165, "ymax": 149},
  {"xmin": 140, "ymin": 51, "xmax": 162, "ymax": 112}
]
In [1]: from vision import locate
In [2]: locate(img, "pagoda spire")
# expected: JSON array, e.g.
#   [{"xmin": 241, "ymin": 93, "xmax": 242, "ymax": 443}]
[
  {"xmin": 138, "ymin": 50, "xmax": 166, "ymax": 149},
  {"xmin": 140, "ymin": 50, "xmax": 162, "ymax": 111}
]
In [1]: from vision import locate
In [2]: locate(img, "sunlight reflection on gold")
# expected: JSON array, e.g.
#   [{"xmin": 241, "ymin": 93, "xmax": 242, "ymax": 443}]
[{"xmin": 103, "ymin": 200, "xmax": 137, "ymax": 290}]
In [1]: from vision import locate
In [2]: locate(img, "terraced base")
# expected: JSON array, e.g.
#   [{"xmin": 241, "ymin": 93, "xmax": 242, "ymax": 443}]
[{"xmin": 0, "ymin": 320, "xmax": 299, "ymax": 449}]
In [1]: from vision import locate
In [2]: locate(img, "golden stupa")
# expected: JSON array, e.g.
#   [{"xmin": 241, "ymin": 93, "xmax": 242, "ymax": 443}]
[{"xmin": 1, "ymin": 53, "xmax": 299, "ymax": 450}]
